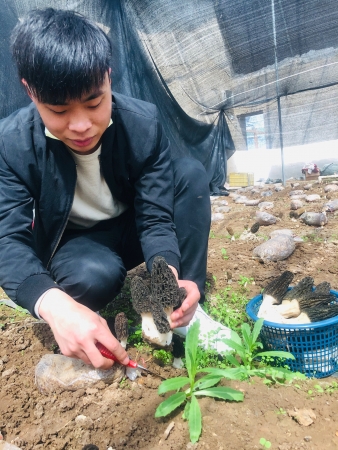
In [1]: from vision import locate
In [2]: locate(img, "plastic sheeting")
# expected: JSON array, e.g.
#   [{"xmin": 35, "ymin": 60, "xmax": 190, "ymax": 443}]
[{"xmin": 1, "ymin": 0, "xmax": 338, "ymax": 192}]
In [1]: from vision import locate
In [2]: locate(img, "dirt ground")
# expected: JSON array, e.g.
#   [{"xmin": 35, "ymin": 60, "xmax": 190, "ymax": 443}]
[{"xmin": 1, "ymin": 177, "xmax": 338, "ymax": 450}]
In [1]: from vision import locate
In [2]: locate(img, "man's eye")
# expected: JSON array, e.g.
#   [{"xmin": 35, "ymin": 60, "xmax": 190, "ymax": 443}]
[
  {"xmin": 88, "ymin": 100, "xmax": 102, "ymax": 109},
  {"xmin": 49, "ymin": 109, "xmax": 66, "ymax": 114}
]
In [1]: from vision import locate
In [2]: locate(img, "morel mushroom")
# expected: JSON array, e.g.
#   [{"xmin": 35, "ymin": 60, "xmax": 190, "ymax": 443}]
[
  {"xmin": 258, "ymin": 274, "xmax": 337, "ymax": 324},
  {"xmin": 131, "ymin": 256, "xmax": 187, "ymax": 347},
  {"xmin": 276, "ymin": 277, "xmax": 335, "ymax": 319},
  {"xmin": 257, "ymin": 271, "xmax": 294, "ymax": 320},
  {"xmin": 314, "ymin": 281, "xmax": 331, "ymax": 294},
  {"xmin": 250, "ymin": 222, "xmax": 260, "ymax": 234},
  {"xmin": 114, "ymin": 312, "xmax": 129, "ymax": 349}
]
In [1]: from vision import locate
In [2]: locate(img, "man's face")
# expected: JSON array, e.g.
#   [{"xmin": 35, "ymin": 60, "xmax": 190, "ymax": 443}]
[{"xmin": 23, "ymin": 72, "xmax": 112, "ymax": 154}]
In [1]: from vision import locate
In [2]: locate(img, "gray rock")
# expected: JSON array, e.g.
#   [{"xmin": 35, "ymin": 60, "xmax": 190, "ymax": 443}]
[
  {"xmin": 75, "ymin": 415, "xmax": 94, "ymax": 430},
  {"xmin": 251, "ymin": 188, "xmax": 262, "ymax": 194},
  {"xmin": 325, "ymin": 199, "xmax": 338, "ymax": 212},
  {"xmin": 300, "ymin": 212, "xmax": 328, "ymax": 227},
  {"xmin": 253, "ymin": 235, "xmax": 295, "ymax": 262},
  {"xmin": 289, "ymin": 189, "xmax": 304, "ymax": 196},
  {"xmin": 261, "ymin": 190, "xmax": 273, "ymax": 197},
  {"xmin": 303, "ymin": 184, "xmax": 313, "ymax": 190},
  {"xmin": 324, "ymin": 184, "xmax": 338, "ymax": 193},
  {"xmin": 35, "ymin": 354, "xmax": 125, "ymax": 395},
  {"xmin": 211, "ymin": 213, "xmax": 225, "ymax": 222},
  {"xmin": 290, "ymin": 199, "xmax": 303, "ymax": 210},
  {"xmin": 305, "ymin": 194, "xmax": 320, "ymax": 202},
  {"xmin": 290, "ymin": 194, "xmax": 307, "ymax": 200},
  {"xmin": 229, "ymin": 192, "xmax": 240, "ymax": 199},
  {"xmin": 212, "ymin": 200, "xmax": 228, "ymax": 206},
  {"xmin": 258, "ymin": 201, "xmax": 274, "ymax": 210},
  {"xmin": 255, "ymin": 211, "xmax": 277, "ymax": 225},
  {"xmin": 270, "ymin": 229, "xmax": 294, "ymax": 238},
  {"xmin": 235, "ymin": 196, "xmax": 249, "ymax": 204},
  {"xmin": 214, "ymin": 206, "xmax": 230, "ymax": 213},
  {"xmin": 244, "ymin": 199, "xmax": 260, "ymax": 206},
  {"xmin": 275, "ymin": 186, "xmax": 285, "ymax": 192}
]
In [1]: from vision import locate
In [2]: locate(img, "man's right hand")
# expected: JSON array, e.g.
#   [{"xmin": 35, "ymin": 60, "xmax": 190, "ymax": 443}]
[{"xmin": 38, "ymin": 288, "xmax": 129, "ymax": 370}]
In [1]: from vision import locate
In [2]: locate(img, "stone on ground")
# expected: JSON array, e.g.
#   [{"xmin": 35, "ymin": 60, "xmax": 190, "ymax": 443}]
[{"xmin": 35, "ymin": 354, "xmax": 125, "ymax": 395}]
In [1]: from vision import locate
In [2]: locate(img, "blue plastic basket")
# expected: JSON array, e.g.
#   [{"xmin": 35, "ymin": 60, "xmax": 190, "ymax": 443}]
[{"xmin": 246, "ymin": 290, "xmax": 338, "ymax": 378}]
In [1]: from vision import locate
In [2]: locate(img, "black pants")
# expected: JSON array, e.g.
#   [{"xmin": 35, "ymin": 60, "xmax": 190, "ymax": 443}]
[{"xmin": 49, "ymin": 157, "xmax": 211, "ymax": 310}]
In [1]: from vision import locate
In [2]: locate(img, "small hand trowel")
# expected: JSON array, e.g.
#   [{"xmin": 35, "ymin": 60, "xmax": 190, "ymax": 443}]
[{"xmin": 96, "ymin": 342, "xmax": 167, "ymax": 380}]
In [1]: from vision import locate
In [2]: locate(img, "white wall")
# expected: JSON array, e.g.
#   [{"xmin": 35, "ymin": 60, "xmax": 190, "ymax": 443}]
[{"xmin": 227, "ymin": 140, "xmax": 338, "ymax": 182}]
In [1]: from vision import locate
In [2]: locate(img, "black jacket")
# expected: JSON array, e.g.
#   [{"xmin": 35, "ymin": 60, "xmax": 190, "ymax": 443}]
[{"xmin": 0, "ymin": 92, "xmax": 180, "ymax": 315}]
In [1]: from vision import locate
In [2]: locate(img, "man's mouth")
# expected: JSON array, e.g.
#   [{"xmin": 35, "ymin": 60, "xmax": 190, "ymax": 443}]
[{"xmin": 70, "ymin": 137, "xmax": 94, "ymax": 147}]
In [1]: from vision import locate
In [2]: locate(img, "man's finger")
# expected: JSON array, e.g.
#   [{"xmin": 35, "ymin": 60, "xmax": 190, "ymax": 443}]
[
  {"xmin": 85, "ymin": 343, "xmax": 116, "ymax": 369},
  {"xmin": 96, "ymin": 334, "xmax": 130, "ymax": 366}
]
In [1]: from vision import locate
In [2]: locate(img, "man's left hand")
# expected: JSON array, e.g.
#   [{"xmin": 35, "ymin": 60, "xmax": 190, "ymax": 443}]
[{"xmin": 170, "ymin": 279, "xmax": 200, "ymax": 328}]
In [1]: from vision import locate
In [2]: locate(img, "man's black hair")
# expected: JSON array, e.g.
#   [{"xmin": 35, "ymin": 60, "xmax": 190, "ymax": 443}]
[{"xmin": 11, "ymin": 8, "xmax": 112, "ymax": 104}]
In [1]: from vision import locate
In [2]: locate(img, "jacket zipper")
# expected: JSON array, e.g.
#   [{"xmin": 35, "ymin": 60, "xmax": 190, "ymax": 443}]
[{"xmin": 46, "ymin": 165, "xmax": 77, "ymax": 269}]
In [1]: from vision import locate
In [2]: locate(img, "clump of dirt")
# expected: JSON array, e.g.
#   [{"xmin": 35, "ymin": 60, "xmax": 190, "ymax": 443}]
[{"xmin": 1, "ymin": 178, "xmax": 338, "ymax": 449}]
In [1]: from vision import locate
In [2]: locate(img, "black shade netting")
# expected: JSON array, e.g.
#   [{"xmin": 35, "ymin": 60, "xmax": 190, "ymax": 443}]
[{"xmin": 0, "ymin": 0, "xmax": 338, "ymax": 191}]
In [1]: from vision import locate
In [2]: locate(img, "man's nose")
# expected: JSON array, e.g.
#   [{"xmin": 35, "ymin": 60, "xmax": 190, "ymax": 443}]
[{"xmin": 68, "ymin": 115, "xmax": 92, "ymax": 133}]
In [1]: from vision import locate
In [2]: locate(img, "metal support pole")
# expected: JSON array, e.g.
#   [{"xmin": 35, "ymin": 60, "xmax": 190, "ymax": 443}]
[{"xmin": 271, "ymin": 0, "xmax": 286, "ymax": 186}]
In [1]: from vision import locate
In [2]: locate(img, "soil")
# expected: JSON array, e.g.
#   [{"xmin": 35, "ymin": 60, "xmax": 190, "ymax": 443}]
[{"xmin": 1, "ymin": 178, "xmax": 338, "ymax": 450}]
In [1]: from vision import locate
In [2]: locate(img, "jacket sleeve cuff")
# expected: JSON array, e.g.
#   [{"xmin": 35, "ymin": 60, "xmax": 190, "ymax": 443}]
[
  {"xmin": 147, "ymin": 251, "xmax": 180, "ymax": 276},
  {"xmin": 16, "ymin": 273, "xmax": 65, "ymax": 318}
]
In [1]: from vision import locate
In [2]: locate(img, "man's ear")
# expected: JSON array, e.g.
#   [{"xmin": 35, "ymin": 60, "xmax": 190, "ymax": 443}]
[
  {"xmin": 108, "ymin": 68, "xmax": 112, "ymax": 84},
  {"xmin": 21, "ymin": 78, "xmax": 34, "ymax": 100}
]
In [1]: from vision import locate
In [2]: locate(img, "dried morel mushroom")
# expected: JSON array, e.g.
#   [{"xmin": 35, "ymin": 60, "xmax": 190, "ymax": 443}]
[
  {"xmin": 257, "ymin": 273, "xmax": 337, "ymax": 324},
  {"xmin": 131, "ymin": 257, "xmax": 187, "ymax": 347},
  {"xmin": 257, "ymin": 271, "xmax": 294, "ymax": 320},
  {"xmin": 226, "ymin": 226, "xmax": 234, "ymax": 236},
  {"xmin": 114, "ymin": 312, "xmax": 129, "ymax": 349},
  {"xmin": 277, "ymin": 277, "xmax": 335, "ymax": 319},
  {"xmin": 250, "ymin": 222, "xmax": 260, "ymax": 234}
]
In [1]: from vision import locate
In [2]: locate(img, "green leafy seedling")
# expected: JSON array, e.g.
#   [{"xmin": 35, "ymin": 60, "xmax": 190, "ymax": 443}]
[
  {"xmin": 153, "ymin": 349, "xmax": 173, "ymax": 366},
  {"xmin": 221, "ymin": 248, "xmax": 229, "ymax": 260},
  {"xmin": 260, "ymin": 437, "xmax": 272, "ymax": 448},
  {"xmin": 222, "ymin": 318, "xmax": 305, "ymax": 383},
  {"xmin": 238, "ymin": 275, "xmax": 254, "ymax": 288},
  {"xmin": 314, "ymin": 384, "xmax": 324, "ymax": 393},
  {"xmin": 155, "ymin": 321, "xmax": 243, "ymax": 443}
]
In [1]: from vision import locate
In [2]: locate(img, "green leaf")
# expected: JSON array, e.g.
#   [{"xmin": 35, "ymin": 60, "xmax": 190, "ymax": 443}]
[
  {"xmin": 198, "ymin": 367, "xmax": 243, "ymax": 380},
  {"xmin": 222, "ymin": 339, "xmax": 246, "ymax": 360},
  {"xmin": 251, "ymin": 318, "xmax": 264, "ymax": 344},
  {"xmin": 259, "ymin": 437, "xmax": 271, "ymax": 448},
  {"xmin": 189, "ymin": 395, "xmax": 202, "ymax": 443},
  {"xmin": 194, "ymin": 387, "xmax": 244, "ymax": 402},
  {"xmin": 225, "ymin": 353, "xmax": 241, "ymax": 367},
  {"xmin": 185, "ymin": 320, "xmax": 200, "ymax": 380},
  {"xmin": 155, "ymin": 392, "xmax": 187, "ymax": 417},
  {"xmin": 230, "ymin": 329, "xmax": 242, "ymax": 345},
  {"xmin": 158, "ymin": 377, "xmax": 190, "ymax": 394},
  {"xmin": 255, "ymin": 350, "xmax": 295, "ymax": 360},
  {"xmin": 185, "ymin": 347, "xmax": 194, "ymax": 381},
  {"xmin": 194, "ymin": 374, "xmax": 223, "ymax": 390},
  {"xmin": 240, "ymin": 322, "xmax": 252, "ymax": 348},
  {"xmin": 182, "ymin": 400, "xmax": 190, "ymax": 420}
]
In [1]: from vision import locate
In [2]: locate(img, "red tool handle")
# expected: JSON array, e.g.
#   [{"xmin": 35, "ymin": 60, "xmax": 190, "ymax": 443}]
[{"xmin": 96, "ymin": 342, "xmax": 138, "ymax": 369}]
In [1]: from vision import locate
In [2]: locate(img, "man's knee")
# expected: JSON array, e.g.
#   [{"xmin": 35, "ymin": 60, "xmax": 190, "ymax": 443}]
[
  {"xmin": 173, "ymin": 157, "xmax": 209, "ymax": 197},
  {"xmin": 61, "ymin": 258, "xmax": 126, "ymax": 310}
]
